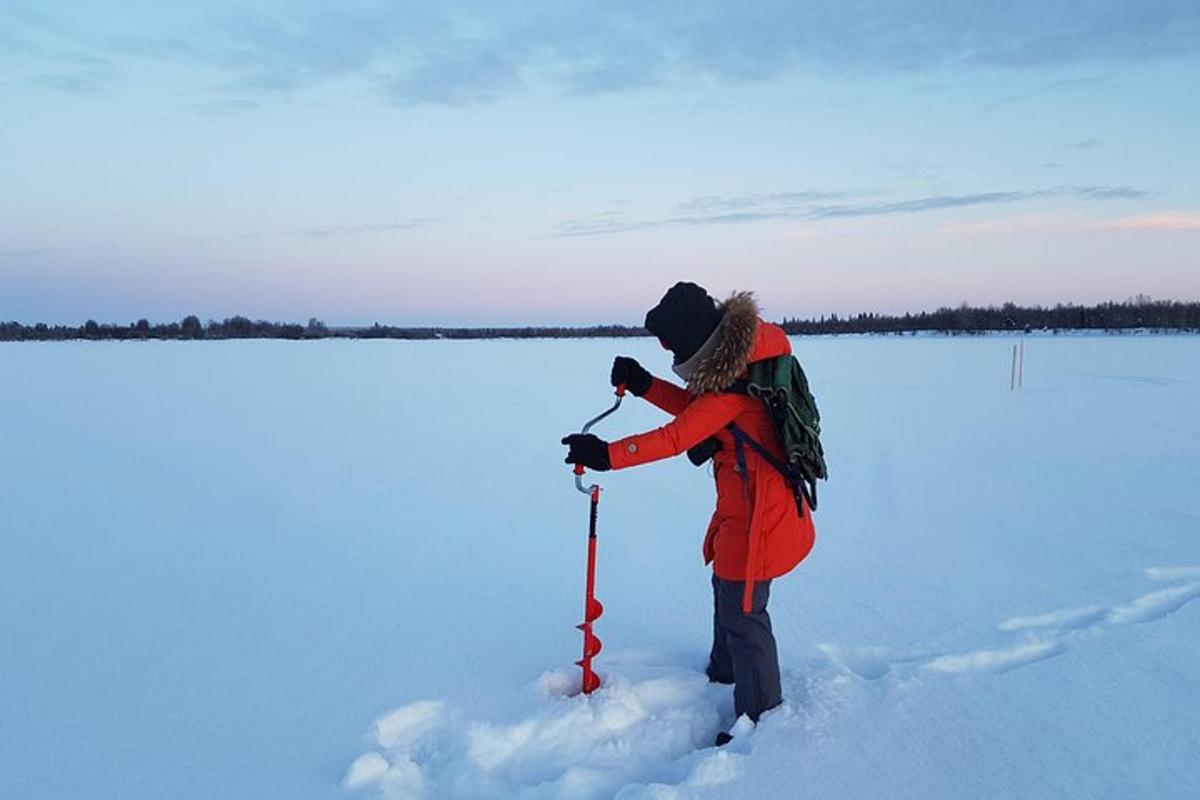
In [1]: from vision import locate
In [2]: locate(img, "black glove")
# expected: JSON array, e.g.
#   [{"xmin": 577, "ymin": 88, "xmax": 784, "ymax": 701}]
[
  {"xmin": 561, "ymin": 433, "xmax": 611, "ymax": 471},
  {"xmin": 687, "ymin": 437, "xmax": 722, "ymax": 466},
  {"xmin": 611, "ymin": 356, "xmax": 652, "ymax": 396}
]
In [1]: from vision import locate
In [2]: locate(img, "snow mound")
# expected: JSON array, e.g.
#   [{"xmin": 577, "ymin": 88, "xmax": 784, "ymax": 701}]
[
  {"xmin": 924, "ymin": 640, "xmax": 1067, "ymax": 674},
  {"xmin": 1144, "ymin": 566, "xmax": 1200, "ymax": 582},
  {"xmin": 1108, "ymin": 584, "xmax": 1200, "ymax": 625},
  {"xmin": 343, "ymin": 657, "xmax": 766, "ymax": 799},
  {"xmin": 997, "ymin": 606, "xmax": 1107, "ymax": 633}
]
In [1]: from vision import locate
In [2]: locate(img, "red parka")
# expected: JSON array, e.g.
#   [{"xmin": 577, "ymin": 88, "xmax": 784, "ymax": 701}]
[{"xmin": 607, "ymin": 293, "xmax": 816, "ymax": 612}]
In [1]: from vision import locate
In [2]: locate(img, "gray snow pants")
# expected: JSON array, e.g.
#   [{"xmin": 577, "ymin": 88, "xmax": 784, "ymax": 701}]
[{"xmin": 706, "ymin": 574, "xmax": 782, "ymax": 722}]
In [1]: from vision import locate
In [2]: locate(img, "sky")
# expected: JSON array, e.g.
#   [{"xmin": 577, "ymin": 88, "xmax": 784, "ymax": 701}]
[{"xmin": 1, "ymin": 1, "xmax": 1198, "ymax": 326}]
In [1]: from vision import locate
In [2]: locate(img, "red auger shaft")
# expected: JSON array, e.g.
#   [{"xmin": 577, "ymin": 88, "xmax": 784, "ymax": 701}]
[{"xmin": 577, "ymin": 486, "xmax": 603, "ymax": 693}]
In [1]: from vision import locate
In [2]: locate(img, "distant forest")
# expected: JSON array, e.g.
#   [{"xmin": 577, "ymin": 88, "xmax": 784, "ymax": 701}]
[{"xmin": 2, "ymin": 298, "xmax": 1198, "ymax": 342}]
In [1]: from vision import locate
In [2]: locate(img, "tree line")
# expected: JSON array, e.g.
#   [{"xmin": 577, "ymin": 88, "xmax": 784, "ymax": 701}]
[
  {"xmin": 0, "ymin": 315, "xmax": 310, "ymax": 341},
  {"xmin": 1, "ymin": 298, "xmax": 1198, "ymax": 342},
  {"xmin": 0, "ymin": 315, "xmax": 646, "ymax": 341},
  {"xmin": 779, "ymin": 297, "xmax": 1200, "ymax": 335}
]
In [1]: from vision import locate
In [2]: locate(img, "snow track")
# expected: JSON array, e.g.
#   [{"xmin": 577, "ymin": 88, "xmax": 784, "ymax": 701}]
[{"xmin": 820, "ymin": 567, "xmax": 1200, "ymax": 682}]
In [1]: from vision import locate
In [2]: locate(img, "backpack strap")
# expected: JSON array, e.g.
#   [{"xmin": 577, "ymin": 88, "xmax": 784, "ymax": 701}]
[
  {"xmin": 727, "ymin": 423, "xmax": 816, "ymax": 514},
  {"xmin": 727, "ymin": 423, "xmax": 786, "ymax": 476}
]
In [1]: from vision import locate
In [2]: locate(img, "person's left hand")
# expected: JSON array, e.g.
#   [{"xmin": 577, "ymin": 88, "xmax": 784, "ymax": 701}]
[
  {"xmin": 611, "ymin": 356, "xmax": 652, "ymax": 396},
  {"xmin": 561, "ymin": 433, "xmax": 611, "ymax": 471}
]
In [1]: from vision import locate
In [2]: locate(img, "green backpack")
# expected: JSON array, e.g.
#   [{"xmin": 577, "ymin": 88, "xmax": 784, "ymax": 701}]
[{"xmin": 727, "ymin": 354, "xmax": 827, "ymax": 513}]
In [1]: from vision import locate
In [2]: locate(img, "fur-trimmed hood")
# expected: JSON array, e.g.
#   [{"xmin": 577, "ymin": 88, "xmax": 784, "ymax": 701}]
[{"xmin": 678, "ymin": 292, "xmax": 791, "ymax": 394}]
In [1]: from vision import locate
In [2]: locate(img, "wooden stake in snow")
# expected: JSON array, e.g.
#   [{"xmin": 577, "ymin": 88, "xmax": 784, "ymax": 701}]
[{"xmin": 1010, "ymin": 341, "xmax": 1026, "ymax": 391}]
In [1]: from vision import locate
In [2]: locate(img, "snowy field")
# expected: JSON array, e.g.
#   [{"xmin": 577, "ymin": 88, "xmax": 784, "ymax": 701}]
[{"xmin": 2, "ymin": 334, "xmax": 1199, "ymax": 800}]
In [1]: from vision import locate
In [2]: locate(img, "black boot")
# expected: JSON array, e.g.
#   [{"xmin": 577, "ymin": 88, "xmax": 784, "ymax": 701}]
[{"xmin": 705, "ymin": 664, "xmax": 734, "ymax": 685}]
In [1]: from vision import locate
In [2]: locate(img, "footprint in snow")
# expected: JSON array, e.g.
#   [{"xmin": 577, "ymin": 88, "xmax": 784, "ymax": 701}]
[{"xmin": 817, "ymin": 644, "xmax": 931, "ymax": 680}]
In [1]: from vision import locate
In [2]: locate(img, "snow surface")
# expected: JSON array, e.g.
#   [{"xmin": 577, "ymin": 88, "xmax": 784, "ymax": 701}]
[{"xmin": 1, "ymin": 335, "xmax": 1199, "ymax": 799}]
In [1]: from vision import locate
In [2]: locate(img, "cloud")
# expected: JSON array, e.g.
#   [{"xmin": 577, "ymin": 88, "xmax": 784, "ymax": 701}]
[
  {"xmin": 0, "ymin": 246, "xmax": 55, "ymax": 259},
  {"xmin": 946, "ymin": 210, "xmax": 1200, "ymax": 235},
  {"xmin": 812, "ymin": 186, "xmax": 1145, "ymax": 220},
  {"xmin": 191, "ymin": 97, "xmax": 261, "ymax": 116},
  {"xmin": 4, "ymin": 1, "xmax": 1199, "ymax": 106},
  {"xmin": 556, "ymin": 211, "xmax": 780, "ymax": 237},
  {"xmin": 1061, "ymin": 138, "xmax": 1103, "ymax": 150},
  {"xmin": 981, "ymin": 74, "xmax": 1113, "ymax": 111},
  {"xmin": 1105, "ymin": 211, "xmax": 1200, "ymax": 231},
  {"xmin": 25, "ymin": 72, "xmax": 106, "ymax": 93},
  {"xmin": 677, "ymin": 191, "xmax": 862, "ymax": 213},
  {"xmin": 295, "ymin": 221, "xmax": 431, "ymax": 239},
  {"xmin": 379, "ymin": 49, "xmax": 522, "ymax": 106},
  {"xmin": 1, "ymin": 5, "xmax": 119, "ymax": 92},
  {"xmin": 555, "ymin": 185, "xmax": 1148, "ymax": 236}
]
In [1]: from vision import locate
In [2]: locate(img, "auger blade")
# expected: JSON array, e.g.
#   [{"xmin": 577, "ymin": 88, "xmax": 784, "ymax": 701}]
[{"xmin": 585, "ymin": 597, "xmax": 604, "ymax": 622}]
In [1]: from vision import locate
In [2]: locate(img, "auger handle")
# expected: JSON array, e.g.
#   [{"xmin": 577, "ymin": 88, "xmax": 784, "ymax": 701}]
[{"xmin": 573, "ymin": 384, "xmax": 626, "ymax": 495}]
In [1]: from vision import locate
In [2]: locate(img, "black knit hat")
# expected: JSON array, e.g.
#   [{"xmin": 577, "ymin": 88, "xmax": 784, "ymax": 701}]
[{"xmin": 644, "ymin": 282, "xmax": 723, "ymax": 363}]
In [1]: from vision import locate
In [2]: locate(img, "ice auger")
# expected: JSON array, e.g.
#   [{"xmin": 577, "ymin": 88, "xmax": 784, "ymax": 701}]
[{"xmin": 571, "ymin": 383, "xmax": 625, "ymax": 694}]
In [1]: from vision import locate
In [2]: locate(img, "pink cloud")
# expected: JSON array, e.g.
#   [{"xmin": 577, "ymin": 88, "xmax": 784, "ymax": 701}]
[
  {"xmin": 1101, "ymin": 212, "xmax": 1200, "ymax": 231},
  {"xmin": 944, "ymin": 210, "xmax": 1200, "ymax": 235}
]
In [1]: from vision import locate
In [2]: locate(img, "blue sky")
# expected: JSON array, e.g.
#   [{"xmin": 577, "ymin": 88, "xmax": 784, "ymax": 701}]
[{"xmin": 1, "ymin": 1, "xmax": 1198, "ymax": 325}]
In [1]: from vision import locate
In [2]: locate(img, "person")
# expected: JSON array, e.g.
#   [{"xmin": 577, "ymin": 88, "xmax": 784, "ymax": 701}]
[{"xmin": 562, "ymin": 282, "xmax": 816, "ymax": 745}]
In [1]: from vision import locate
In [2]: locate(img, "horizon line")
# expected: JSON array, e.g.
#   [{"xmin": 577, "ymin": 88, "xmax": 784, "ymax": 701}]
[{"xmin": 3, "ymin": 295, "xmax": 1199, "ymax": 334}]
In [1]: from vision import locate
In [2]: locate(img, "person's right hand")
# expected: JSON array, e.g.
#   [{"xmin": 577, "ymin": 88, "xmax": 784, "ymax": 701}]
[{"xmin": 611, "ymin": 356, "xmax": 652, "ymax": 396}]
